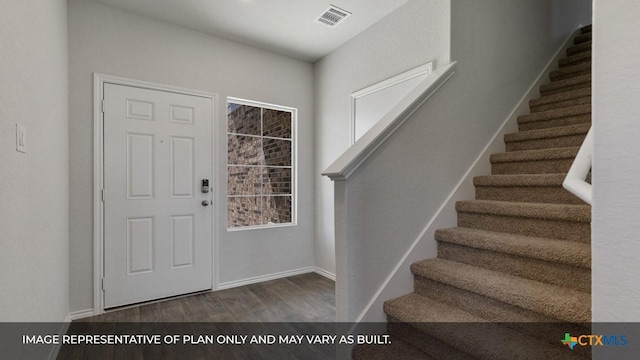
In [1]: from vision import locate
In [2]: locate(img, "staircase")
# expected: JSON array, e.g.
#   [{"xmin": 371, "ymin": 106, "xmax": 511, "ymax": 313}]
[{"xmin": 353, "ymin": 25, "xmax": 592, "ymax": 360}]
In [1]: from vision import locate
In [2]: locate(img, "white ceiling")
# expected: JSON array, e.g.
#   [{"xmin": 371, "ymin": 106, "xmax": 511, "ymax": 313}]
[{"xmin": 89, "ymin": 0, "xmax": 409, "ymax": 62}]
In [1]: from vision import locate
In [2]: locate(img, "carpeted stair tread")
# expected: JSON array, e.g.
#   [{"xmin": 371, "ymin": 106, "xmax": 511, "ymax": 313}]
[
  {"xmin": 455, "ymin": 200, "xmax": 590, "ymax": 223},
  {"xmin": 385, "ymin": 293, "xmax": 589, "ymax": 360},
  {"xmin": 559, "ymin": 51, "xmax": 591, "ymax": 68},
  {"xmin": 539, "ymin": 74, "xmax": 590, "ymax": 96},
  {"xmin": 566, "ymin": 41, "xmax": 591, "ymax": 57},
  {"xmin": 573, "ymin": 32, "xmax": 592, "ymax": 45},
  {"xmin": 413, "ymin": 276, "xmax": 582, "ymax": 323},
  {"xmin": 352, "ymin": 338, "xmax": 434, "ymax": 360},
  {"xmin": 518, "ymin": 115, "xmax": 590, "ymax": 131},
  {"xmin": 456, "ymin": 201, "xmax": 590, "ymax": 242},
  {"xmin": 518, "ymin": 104, "xmax": 590, "ymax": 125},
  {"xmin": 491, "ymin": 147, "xmax": 579, "ymax": 163},
  {"xmin": 474, "ymin": 173, "xmax": 567, "ymax": 187},
  {"xmin": 437, "ymin": 241, "xmax": 591, "ymax": 292},
  {"xmin": 530, "ymin": 87, "xmax": 591, "ymax": 106},
  {"xmin": 529, "ymin": 87, "xmax": 591, "ymax": 113},
  {"xmin": 504, "ymin": 123, "xmax": 589, "ymax": 151},
  {"xmin": 473, "ymin": 173, "xmax": 584, "ymax": 204},
  {"xmin": 506, "ymin": 123, "xmax": 589, "ymax": 142},
  {"xmin": 410, "ymin": 258, "xmax": 591, "ymax": 323},
  {"xmin": 550, "ymin": 62, "xmax": 591, "ymax": 81},
  {"xmin": 386, "ymin": 321, "xmax": 479, "ymax": 360},
  {"xmin": 435, "ymin": 227, "xmax": 590, "ymax": 268},
  {"xmin": 530, "ymin": 96, "xmax": 591, "ymax": 114}
]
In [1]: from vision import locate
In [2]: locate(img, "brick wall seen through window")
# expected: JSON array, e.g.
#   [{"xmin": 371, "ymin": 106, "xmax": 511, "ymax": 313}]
[{"xmin": 227, "ymin": 99, "xmax": 295, "ymax": 229}]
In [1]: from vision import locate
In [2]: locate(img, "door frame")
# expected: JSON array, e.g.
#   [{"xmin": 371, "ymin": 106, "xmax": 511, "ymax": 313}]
[{"xmin": 93, "ymin": 73, "xmax": 218, "ymax": 315}]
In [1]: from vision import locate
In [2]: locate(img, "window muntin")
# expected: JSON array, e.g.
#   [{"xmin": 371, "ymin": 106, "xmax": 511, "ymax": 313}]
[{"xmin": 227, "ymin": 99, "xmax": 295, "ymax": 229}]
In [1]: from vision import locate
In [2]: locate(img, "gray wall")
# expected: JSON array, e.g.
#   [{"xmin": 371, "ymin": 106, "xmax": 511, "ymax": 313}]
[
  {"xmin": 68, "ymin": 0, "xmax": 315, "ymax": 313},
  {"xmin": 592, "ymin": 0, "xmax": 640, "ymax": 322},
  {"xmin": 325, "ymin": 0, "xmax": 591, "ymax": 322},
  {"xmin": 0, "ymin": 0, "xmax": 69, "ymax": 321},
  {"xmin": 314, "ymin": 0, "xmax": 452, "ymax": 278}
]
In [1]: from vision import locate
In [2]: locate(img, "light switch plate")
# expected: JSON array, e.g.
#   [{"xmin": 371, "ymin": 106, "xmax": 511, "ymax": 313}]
[{"xmin": 16, "ymin": 123, "xmax": 26, "ymax": 153}]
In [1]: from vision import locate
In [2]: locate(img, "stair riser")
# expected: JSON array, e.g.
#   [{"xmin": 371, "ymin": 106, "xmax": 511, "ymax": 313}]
[
  {"xmin": 518, "ymin": 105, "xmax": 590, "ymax": 124},
  {"xmin": 530, "ymin": 87, "xmax": 591, "ymax": 110},
  {"xmin": 540, "ymin": 81, "xmax": 590, "ymax": 97},
  {"xmin": 414, "ymin": 278, "xmax": 553, "ymax": 322},
  {"xmin": 438, "ymin": 242, "xmax": 591, "ymax": 292},
  {"xmin": 408, "ymin": 282, "xmax": 592, "ymax": 357},
  {"xmin": 574, "ymin": 33, "xmax": 592, "ymax": 45},
  {"xmin": 581, "ymin": 25, "xmax": 592, "ymax": 34},
  {"xmin": 475, "ymin": 185, "xmax": 584, "ymax": 205},
  {"xmin": 491, "ymin": 158, "xmax": 574, "ymax": 174},
  {"xmin": 457, "ymin": 212, "xmax": 590, "ymax": 242},
  {"xmin": 506, "ymin": 133, "xmax": 587, "ymax": 151},
  {"xmin": 518, "ymin": 115, "xmax": 590, "ymax": 131},
  {"xmin": 550, "ymin": 68, "xmax": 591, "ymax": 82},
  {"xmin": 559, "ymin": 52, "xmax": 591, "ymax": 69},
  {"xmin": 567, "ymin": 42, "xmax": 591, "ymax": 57},
  {"xmin": 386, "ymin": 320, "xmax": 477, "ymax": 360},
  {"xmin": 530, "ymin": 96, "xmax": 591, "ymax": 113}
]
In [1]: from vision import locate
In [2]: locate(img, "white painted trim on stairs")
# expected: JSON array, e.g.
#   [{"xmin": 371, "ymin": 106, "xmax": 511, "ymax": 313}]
[
  {"xmin": 563, "ymin": 126, "xmax": 593, "ymax": 204},
  {"xmin": 217, "ymin": 267, "xmax": 315, "ymax": 290},
  {"xmin": 355, "ymin": 25, "xmax": 585, "ymax": 323},
  {"xmin": 323, "ymin": 62, "xmax": 457, "ymax": 181}
]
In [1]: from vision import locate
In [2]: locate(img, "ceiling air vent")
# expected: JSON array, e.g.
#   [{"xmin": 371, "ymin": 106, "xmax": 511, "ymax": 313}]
[{"xmin": 316, "ymin": 5, "xmax": 351, "ymax": 27}]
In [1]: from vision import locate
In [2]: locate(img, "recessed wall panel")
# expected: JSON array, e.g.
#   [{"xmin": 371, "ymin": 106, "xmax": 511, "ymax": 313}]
[
  {"xmin": 127, "ymin": 133, "xmax": 154, "ymax": 199},
  {"xmin": 171, "ymin": 215, "xmax": 194, "ymax": 269},
  {"xmin": 127, "ymin": 217, "xmax": 154, "ymax": 275},
  {"xmin": 170, "ymin": 105, "xmax": 194, "ymax": 125},
  {"xmin": 126, "ymin": 99, "xmax": 154, "ymax": 121},
  {"xmin": 170, "ymin": 137, "xmax": 194, "ymax": 198}
]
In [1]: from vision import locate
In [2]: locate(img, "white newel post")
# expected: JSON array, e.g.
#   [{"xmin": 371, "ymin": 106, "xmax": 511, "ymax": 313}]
[{"xmin": 333, "ymin": 180, "xmax": 351, "ymax": 322}]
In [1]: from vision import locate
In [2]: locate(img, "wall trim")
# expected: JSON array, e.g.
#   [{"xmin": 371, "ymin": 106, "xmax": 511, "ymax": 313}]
[
  {"xmin": 313, "ymin": 267, "xmax": 336, "ymax": 281},
  {"xmin": 93, "ymin": 73, "xmax": 218, "ymax": 315},
  {"xmin": 350, "ymin": 62, "xmax": 432, "ymax": 144},
  {"xmin": 354, "ymin": 25, "xmax": 584, "ymax": 323},
  {"xmin": 68, "ymin": 308, "xmax": 96, "ymax": 321},
  {"xmin": 217, "ymin": 267, "xmax": 315, "ymax": 290},
  {"xmin": 323, "ymin": 62, "xmax": 456, "ymax": 181}
]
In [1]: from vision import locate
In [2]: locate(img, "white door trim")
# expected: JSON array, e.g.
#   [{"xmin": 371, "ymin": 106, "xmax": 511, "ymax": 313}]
[{"xmin": 93, "ymin": 73, "xmax": 218, "ymax": 315}]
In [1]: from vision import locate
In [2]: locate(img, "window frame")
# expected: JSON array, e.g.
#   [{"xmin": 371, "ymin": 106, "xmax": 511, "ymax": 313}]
[{"xmin": 226, "ymin": 97, "xmax": 297, "ymax": 231}]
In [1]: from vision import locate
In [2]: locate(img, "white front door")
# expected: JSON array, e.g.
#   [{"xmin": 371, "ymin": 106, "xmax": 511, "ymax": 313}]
[{"xmin": 103, "ymin": 83, "xmax": 213, "ymax": 308}]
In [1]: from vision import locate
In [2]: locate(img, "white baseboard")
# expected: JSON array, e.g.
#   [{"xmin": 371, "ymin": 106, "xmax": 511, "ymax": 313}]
[
  {"xmin": 217, "ymin": 267, "xmax": 315, "ymax": 290},
  {"xmin": 313, "ymin": 267, "xmax": 336, "ymax": 281},
  {"xmin": 355, "ymin": 25, "xmax": 584, "ymax": 323},
  {"xmin": 68, "ymin": 308, "xmax": 96, "ymax": 321}
]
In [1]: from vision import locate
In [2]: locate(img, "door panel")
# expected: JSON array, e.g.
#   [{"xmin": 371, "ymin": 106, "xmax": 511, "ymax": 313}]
[{"xmin": 103, "ymin": 84, "xmax": 213, "ymax": 308}]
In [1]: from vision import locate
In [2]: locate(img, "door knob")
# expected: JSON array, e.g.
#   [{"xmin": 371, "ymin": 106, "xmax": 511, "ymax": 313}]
[{"xmin": 202, "ymin": 200, "xmax": 209, "ymax": 206}]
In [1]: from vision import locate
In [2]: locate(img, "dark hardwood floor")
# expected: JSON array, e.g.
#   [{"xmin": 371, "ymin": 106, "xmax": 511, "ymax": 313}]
[
  {"xmin": 79, "ymin": 273, "xmax": 335, "ymax": 323},
  {"xmin": 57, "ymin": 273, "xmax": 337, "ymax": 359}
]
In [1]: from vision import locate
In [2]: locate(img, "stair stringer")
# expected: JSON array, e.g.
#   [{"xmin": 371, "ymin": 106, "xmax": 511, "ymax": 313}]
[{"xmin": 355, "ymin": 24, "xmax": 585, "ymax": 323}]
